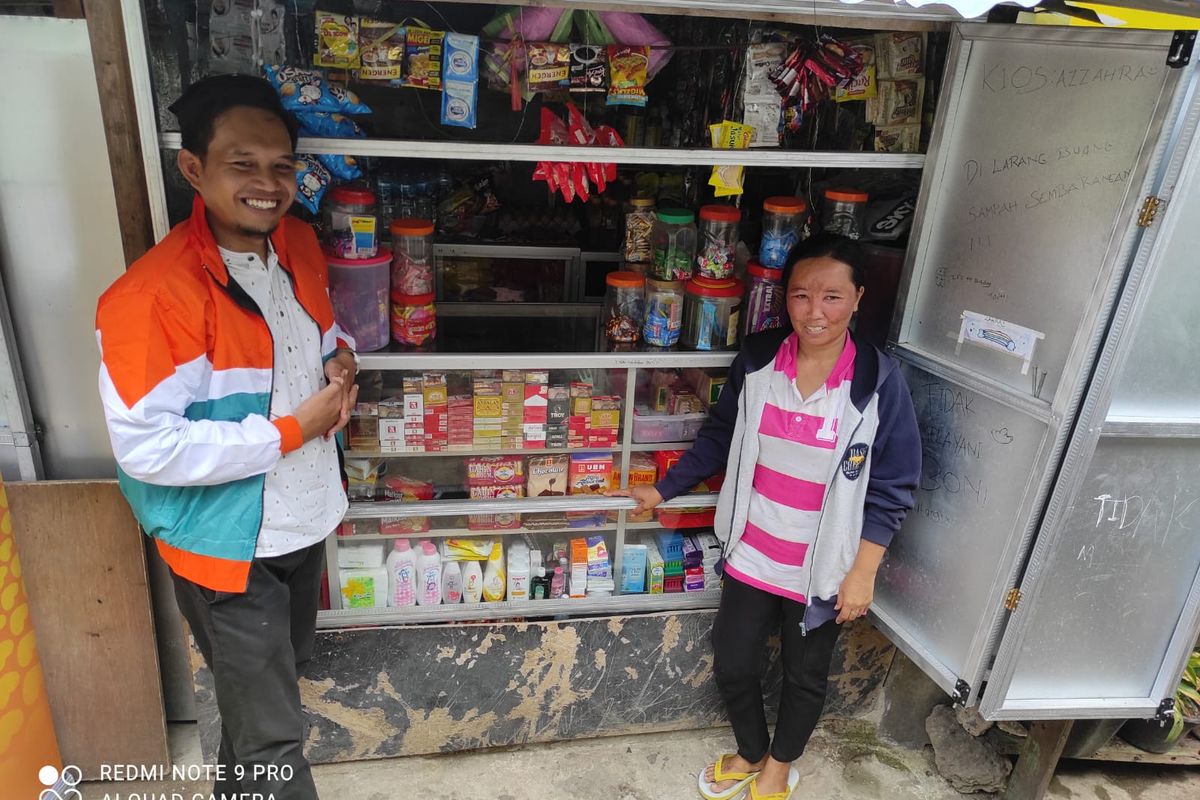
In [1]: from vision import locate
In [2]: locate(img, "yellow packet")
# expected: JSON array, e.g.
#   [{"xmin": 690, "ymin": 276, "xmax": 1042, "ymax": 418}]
[
  {"xmin": 709, "ymin": 121, "xmax": 754, "ymax": 196},
  {"xmin": 314, "ymin": 11, "xmax": 360, "ymax": 69}
]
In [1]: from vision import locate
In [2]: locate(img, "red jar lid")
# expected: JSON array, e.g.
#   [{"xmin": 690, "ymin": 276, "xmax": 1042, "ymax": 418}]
[
  {"xmin": 763, "ymin": 196, "xmax": 807, "ymax": 214},
  {"xmin": 699, "ymin": 204, "xmax": 741, "ymax": 223},
  {"xmin": 747, "ymin": 260, "xmax": 783, "ymax": 281},
  {"xmin": 392, "ymin": 291, "xmax": 435, "ymax": 305},
  {"xmin": 325, "ymin": 247, "xmax": 391, "ymax": 268},
  {"xmin": 824, "ymin": 188, "xmax": 869, "ymax": 203},
  {"xmin": 687, "ymin": 276, "xmax": 744, "ymax": 298},
  {"xmin": 390, "ymin": 218, "xmax": 434, "ymax": 236},
  {"xmin": 329, "ymin": 186, "xmax": 377, "ymax": 205}
]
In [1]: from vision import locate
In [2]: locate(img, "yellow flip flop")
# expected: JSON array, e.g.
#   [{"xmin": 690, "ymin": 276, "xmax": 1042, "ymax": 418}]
[
  {"xmin": 747, "ymin": 767, "xmax": 801, "ymax": 800},
  {"xmin": 697, "ymin": 754, "xmax": 759, "ymax": 800}
]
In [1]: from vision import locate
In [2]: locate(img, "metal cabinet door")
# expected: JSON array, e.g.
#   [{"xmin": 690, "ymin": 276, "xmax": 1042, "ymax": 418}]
[
  {"xmin": 980, "ymin": 63, "xmax": 1200, "ymax": 720},
  {"xmin": 872, "ymin": 24, "xmax": 1182, "ymax": 704}
]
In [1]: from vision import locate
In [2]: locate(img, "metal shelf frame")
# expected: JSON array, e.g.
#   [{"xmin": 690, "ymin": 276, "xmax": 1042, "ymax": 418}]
[{"xmin": 158, "ymin": 132, "xmax": 925, "ymax": 170}]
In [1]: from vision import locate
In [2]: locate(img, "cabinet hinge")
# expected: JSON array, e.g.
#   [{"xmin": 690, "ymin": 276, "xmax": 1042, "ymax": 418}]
[
  {"xmin": 1168, "ymin": 30, "xmax": 1196, "ymax": 69},
  {"xmin": 1004, "ymin": 587, "xmax": 1022, "ymax": 612},
  {"xmin": 1155, "ymin": 697, "xmax": 1175, "ymax": 721},
  {"xmin": 1138, "ymin": 196, "xmax": 1163, "ymax": 228}
]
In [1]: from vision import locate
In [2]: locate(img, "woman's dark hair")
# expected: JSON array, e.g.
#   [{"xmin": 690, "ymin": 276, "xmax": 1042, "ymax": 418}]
[
  {"xmin": 169, "ymin": 74, "xmax": 298, "ymax": 158},
  {"xmin": 781, "ymin": 234, "xmax": 868, "ymax": 290}
]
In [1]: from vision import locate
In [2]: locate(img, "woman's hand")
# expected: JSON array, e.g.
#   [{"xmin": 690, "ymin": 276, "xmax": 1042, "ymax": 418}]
[
  {"xmin": 606, "ymin": 485, "xmax": 664, "ymax": 516},
  {"xmin": 835, "ymin": 566, "xmax": 876, "ymax": 624}
]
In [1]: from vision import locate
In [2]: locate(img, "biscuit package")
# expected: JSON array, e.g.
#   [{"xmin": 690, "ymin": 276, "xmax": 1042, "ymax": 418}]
[{"xmin": 406, "ymin": 27, "xmax": 445, "ymax": 90}]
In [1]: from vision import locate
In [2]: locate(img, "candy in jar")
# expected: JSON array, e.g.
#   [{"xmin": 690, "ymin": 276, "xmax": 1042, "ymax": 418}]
[
  {"xmin": 602, "ymin": 271, "xmax": 646, "ymax": 344},
  {"xmin": 622, "ymin": 197, "xmax": 656, "ymax": 263},
  {"xmin": 324, "ymin": 186, "xmax": 378, "ymax": 258},
  {"xmin": 695, "ymin": 204, "xmax": 740, "ymax": 279},
  {"xmin": 328, "ymin": 249, "xmax": 392, "ymax": 352},
  {"xmin": 683, "ymin": 277, "xmax": 743, "ymax": 351},
  {"xmin": 743, "ymin": 261, "xmax": 785, "ymax": 337},
  {"xmin": 759, "ymin": 196, "xmax": 808, "ymax": 268},
  {"xmin": 651, "ymin": 209, "xmax": 697, "ymax": 281},
  {"xmin": 391, "ymin": 291, "xmax": 437, "ymax": 346},
  {"xmin": 822, "ymin": 188, "xmax": 869, "ymax": 240},
  {"xmin": 643, "ymin": 278, "xmax": 684, "ymax": 347},
  {"xmin": 390, "ymin": 218, "xmax": 434, "ymax": 295}
]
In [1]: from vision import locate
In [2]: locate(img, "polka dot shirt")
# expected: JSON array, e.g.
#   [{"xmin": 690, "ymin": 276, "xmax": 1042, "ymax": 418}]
[{"xmin": 221, "ymin": 244, "xmax": 346, "ymax": 557}]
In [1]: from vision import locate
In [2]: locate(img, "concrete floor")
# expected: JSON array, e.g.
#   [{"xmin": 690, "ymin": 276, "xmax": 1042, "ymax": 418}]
[{"xmin": 83, "ymin": 721, "xmax": 1200, "ymax": 800}]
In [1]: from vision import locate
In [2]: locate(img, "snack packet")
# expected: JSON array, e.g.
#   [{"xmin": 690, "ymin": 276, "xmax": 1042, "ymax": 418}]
[
  {"xmin": 406, "ymin": 27, "xmax": 445, "ymax": 90},
  {"xmin": 607, "ymin": 45, "xmax": 650, "ymax": 108},
  {"xmin": 441, "ymin": 33, "xmax": 480, "ymax": 129},
  {"xmin": 867, "ymin": 78, "xmax": 925, "ymax": 127},
  {"xmin": 873, "ymin": 124, "xmax": 921, "ymax": 154},
  {"xmin": 876, "ymin": 32, "xmax": 925, "ymax": 79},
  {"xmin": 708, "ymin": 121, "xmax": 755, "ymax": 197},
  {"xmin": 313, "ymin": 10, "xmax": 359, "ymax": 69},
  {"xmin": 358, "ymin": 19, "xmax": 406, "ymax": 82},
  {"xmin": 295, "ymin": 111, "xmax": 364, "ymax": 139},
  {"xmin": 264, "ymin": 65, "xmax": 371, "ymax": 114},
  {"xmin": 569, "ymin": 44, "xmax": 607, "ymax": 93},
  {"xmin": 527, "ymin": 42, "xmax": 571, "ymax": 93},
  {"xmin": 293, "ymin": 155, "xmax": 331, "ymax": 214}
]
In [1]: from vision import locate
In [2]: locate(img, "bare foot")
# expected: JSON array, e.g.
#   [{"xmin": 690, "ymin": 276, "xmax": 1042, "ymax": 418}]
[
  {"xmin": 703, "ymin": 753, "xmax": 766, "ymax": 794},
  {"xmin": 751, "ymin": 757, "xmax": 794, "ymax": 795}
]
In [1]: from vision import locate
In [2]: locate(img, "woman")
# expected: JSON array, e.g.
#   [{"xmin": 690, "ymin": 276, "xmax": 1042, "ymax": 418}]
[{"xmin": 625, "ymin": 235, "xmax": 921, "ymax": 800}]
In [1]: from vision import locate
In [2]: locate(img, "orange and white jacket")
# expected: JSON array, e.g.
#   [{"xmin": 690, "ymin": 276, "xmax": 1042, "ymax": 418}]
[{"xmin": 96, "ymin": 195, "xmax": 351, "ymax": 592}]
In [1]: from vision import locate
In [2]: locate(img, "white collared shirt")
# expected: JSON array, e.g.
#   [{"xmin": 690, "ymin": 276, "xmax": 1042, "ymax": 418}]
[{"xmin": 220, "ymin": 244, "xmax": 346, "ymax": 557}]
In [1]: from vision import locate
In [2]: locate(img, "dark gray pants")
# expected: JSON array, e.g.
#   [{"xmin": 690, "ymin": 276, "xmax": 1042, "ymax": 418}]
[{"xmin": 170, "ymin": 540, "xmax": 326, "ymax": 800}]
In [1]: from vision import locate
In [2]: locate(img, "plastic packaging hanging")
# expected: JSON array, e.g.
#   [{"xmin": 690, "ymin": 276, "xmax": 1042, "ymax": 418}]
[{"xmin": 264, "ymin": 65, "xmax": 372, "ymax": 115}]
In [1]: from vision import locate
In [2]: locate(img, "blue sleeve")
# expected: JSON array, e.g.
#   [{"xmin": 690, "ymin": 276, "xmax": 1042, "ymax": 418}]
[
  {"xmin": 861, "ymin": 364, "xmax": 922, "ymax": 547},
  {"xmin": 653, "ymin": 352, "xmax": 746, "ymax": 502}
]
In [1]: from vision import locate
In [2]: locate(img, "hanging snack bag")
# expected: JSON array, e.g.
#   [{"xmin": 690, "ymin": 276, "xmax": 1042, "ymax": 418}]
[
  {"xmin": 607, "ymin": 45, "xmax": 650, "ymax": 108},
  {"xmin": 314, "ymin": 10, "xmax": 360, "ymax": 69},
  {"xmin": 569, "ymin": 44, "xmax": 607, "ymax": 93},
  {"xmin": 876, "ymin": 32, "xmax": 925, "ymax": 79},
  {"xmin": 358, "ymin": 19, "xmax": 406, "ymax": 82},
  {"xmin": 867, "ymin": 78, "xmax": 925, "ymax": 127},
  {"xmin": 294, "ymin": 155, "xmax": 332, "ymax": 214},
  {"xmin": 264, "ymin": 65, "xmax": 371, "ymax": 114},
  {"xmin": 296, "ymin": 111, "xmax": 364, "ymax": 139},
  {"xmin": 406, "ymin": 27, "xmax": 445, "ymax": 90},
  {"xmin": 527, "ymin": 43, "xmax": 571, "ymax": 93},
  {"xmin": 441, "ymin": 33, "xmax": 480, "ymax": 129}
]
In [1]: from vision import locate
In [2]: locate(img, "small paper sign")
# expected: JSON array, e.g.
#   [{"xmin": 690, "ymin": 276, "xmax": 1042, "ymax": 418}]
[{"xmin": 957, "ymin": 310, "xmax": 1045, "ymax": 375}]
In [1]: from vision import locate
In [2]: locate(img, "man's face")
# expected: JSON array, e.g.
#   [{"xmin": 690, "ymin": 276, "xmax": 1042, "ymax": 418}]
[{"xmin": 177, "ymin": 105, "xmax": 297, "ymax": 240}]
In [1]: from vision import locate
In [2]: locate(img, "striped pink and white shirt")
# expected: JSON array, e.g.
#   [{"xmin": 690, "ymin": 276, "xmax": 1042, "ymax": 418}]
[{"xmin": 723, "ymin": 332, "xmax": 856, "ymax": 603}]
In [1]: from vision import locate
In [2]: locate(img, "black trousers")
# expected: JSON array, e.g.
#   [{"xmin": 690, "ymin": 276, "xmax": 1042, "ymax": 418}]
[
  {"xmin": 712, "ymin": 573, "xmax": 842, "ymax": 764},
  {"xmin": 170, "ymin": 540, "xmax": 326, "ymax": 800}
]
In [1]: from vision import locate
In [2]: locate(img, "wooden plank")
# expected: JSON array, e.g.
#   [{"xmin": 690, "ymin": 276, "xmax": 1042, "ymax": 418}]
[
  {"xmin": 996, "ymin": 727, "xmax": 1200, "ymax": 766},
  {"xmin": 1003, "ymin": 720, "xmax": 1074, "ymax": 800},
  {"xmin": 52, "ymin": 0, "xmax": 84, "ymax": 18},
  {"xmin": 7, "ymin": 481, "xmax": 167, "ymax": 778},
  {"xmin": 82, "ymin": 0, "xmax": 155, "ymax": 266}
]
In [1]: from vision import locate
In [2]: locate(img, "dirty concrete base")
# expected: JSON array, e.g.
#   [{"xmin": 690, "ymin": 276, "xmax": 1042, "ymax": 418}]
[{"xmin": 83, "ymin": 721, "xmax": 1200, "ymax": 800}]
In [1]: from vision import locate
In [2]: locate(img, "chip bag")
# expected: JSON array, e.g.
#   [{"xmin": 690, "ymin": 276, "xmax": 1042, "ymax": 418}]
[
  {"xmin": 358, "ymin": 19, "xmax": 406, "ymax": 82},
  {"xmin": 607, "ymin": 45, "xmax": 649, "ymax": 107},
  {"xmin": 314, "ymin": 11, "xmax": 360, "ymax": 69},
  {"xmin": 293, "ymin": 154, "xmax": 331, "ymax": 214},
  {"xmin": 264, "ymin": 65, "xmax": 371, "ymax": 114}
]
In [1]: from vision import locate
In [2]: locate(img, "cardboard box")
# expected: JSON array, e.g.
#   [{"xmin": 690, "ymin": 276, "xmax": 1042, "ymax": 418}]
[
  {"xmin": 527, "ymin": 454, "xmax": 568, "ymax": 497},
  {"xmin": 466, "ymin": 455, "xmax": 525, "ymax": 486},
  {"xmin": 568, "ymin": 453, "xmax": 613, "ymax": 495}
]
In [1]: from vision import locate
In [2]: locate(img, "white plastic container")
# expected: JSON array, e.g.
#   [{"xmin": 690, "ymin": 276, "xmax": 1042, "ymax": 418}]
[
  {"xmin": 338, "ymin": 540, "xmax": 386, "ymax": 569},
  {"xmin": 386, "ymin": 539, "xmax": 418, "ymax": 607},
  {"xmin": 340, "ymin": 567, "xmax": 389, "ymax": 609},
  {"xmin": 416, "ymin": 540, "xmax": 442, "ymax": 606},
  {"xmin": 631, "ymin": 407, "xmax": 709, "ymax": 443},
  {"xmin": 462, "ymin": 561, "xmax": 484, "ymax": 604},
  {"xmin": 482, "ymin": 541, "xmax": 507, "ymax": 602},
  {"xmin": 507, "ymin": 542, "xmax": 530, "ymax": 602},
  {"xmin": 442, "ymin": 561, "xmax": 464, "ymax": 604}
]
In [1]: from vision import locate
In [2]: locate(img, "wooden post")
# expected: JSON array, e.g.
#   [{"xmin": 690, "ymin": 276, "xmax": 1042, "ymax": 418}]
[
  {"xmin": 81, "ymin": 0, "xmax": 156, "ymax": 266},
  {"xmin": 1003, "ymin": 720, "xmax": 1074, "ymax": 800}
]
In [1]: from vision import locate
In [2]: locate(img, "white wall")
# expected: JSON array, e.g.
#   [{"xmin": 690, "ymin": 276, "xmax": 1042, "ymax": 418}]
[{"xmin": 0, "ymin": 16, "xmax": 126, "ymax": 479}]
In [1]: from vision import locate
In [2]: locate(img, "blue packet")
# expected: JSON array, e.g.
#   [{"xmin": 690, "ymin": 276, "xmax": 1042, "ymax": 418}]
[
  {"xmin": 315, "ymin": 153, "xmax": 361, "ymax": 181},
  {"xmin": 296, "ymin": 111, "xmax": 365, "ymax": 139},
  {"xmin": 264, "ymin": 65, "xmax": 371, "ymax": 115},
  {"xmin": 441, "ymin": 33, "xmax": 479, "ymax": 129},
  {"xmin": 293, "ymin": 155, "xmax": 331, "ymax": 214}
]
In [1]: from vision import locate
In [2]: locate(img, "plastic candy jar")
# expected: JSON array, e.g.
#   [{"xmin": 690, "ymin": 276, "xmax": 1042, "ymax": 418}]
[
  {"xmin": 683, "ymin": 277, "xmax": 743, "ymax": 351},
  {"xmin": 651, "ymin": 209, "xmax": 697, "ymax": 282},
  {"xmin": 743, "ymin": 261, "xmax": 786, "ymax": 337},
  {"xmin": 324, "ymin": 186, "xmax": 379, "ymax": 258},
  {"xmin": 760, "ymin": 196, "xmax": 808, "ymax": 268},
  {"xmin": 821, "ymin": 188, "xmax": 869, "ymax": 240},
  {"xmin": 695, "ymin": 204, "xmax": 740, "ymax": 279},
  {"xmin": 390, "ymin": 218, "xmax": 434, "ymax": 296},
  {"xmin": 602, "ymin": 271, "xmax": 646, "ymax": 344},
  {"xmin": 643, "ymin": 278, "xmax": 685, "ymax": 347},
  {"xmin": 391, "ymin": 291, "xmax": 436, "ymax": 346},
  {"xmin": 328, "ymin": 248, "xmax": 392, "ymax": 352},
  {"xmin": 622, "ymin": 198, "xmax": 656, "ymax": 264}
]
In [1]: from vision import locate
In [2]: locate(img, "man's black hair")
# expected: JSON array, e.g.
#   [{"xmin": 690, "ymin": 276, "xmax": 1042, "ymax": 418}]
[
  {"xmin": 169, "ymin": 73, "xmax": 298, "ymax": 157},
  {"xmin": 782, "ymin": 233, "xmax": 868, "ymax": 289}
]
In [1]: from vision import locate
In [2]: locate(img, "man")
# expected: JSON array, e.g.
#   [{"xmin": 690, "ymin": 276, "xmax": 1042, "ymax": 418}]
[{"xmin": 96, "ymin": 75, "xmax": 357, "ymax": 800}]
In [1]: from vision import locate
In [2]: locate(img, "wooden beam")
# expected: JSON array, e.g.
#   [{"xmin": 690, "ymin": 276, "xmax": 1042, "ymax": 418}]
[
  {"xmin": 82, "ymin": 0, "xmax": 155, "ymax": 266},
  {"xmin": 1003, "ymin": 720, "xmax": 1074, "ymax": 800}
]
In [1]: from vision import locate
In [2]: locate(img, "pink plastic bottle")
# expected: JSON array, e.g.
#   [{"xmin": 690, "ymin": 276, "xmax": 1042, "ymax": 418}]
[
  {"xmin": 416, "ymin": 540, "xmax": 442, "ymax": 606},
  {"xmin": 550, "ymin": 566, "xmax": 566, "ymax": 599}
]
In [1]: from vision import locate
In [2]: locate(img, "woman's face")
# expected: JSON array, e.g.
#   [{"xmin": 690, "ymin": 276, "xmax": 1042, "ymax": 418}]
[{"xmin": 786, "ymin": 256, "xmax": 864, "ymax": 349}]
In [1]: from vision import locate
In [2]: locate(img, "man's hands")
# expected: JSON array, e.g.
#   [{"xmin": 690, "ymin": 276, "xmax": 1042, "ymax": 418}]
[{"xmin": 321, "ymin": 350, "xmax": 359, "ymax": 439}]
